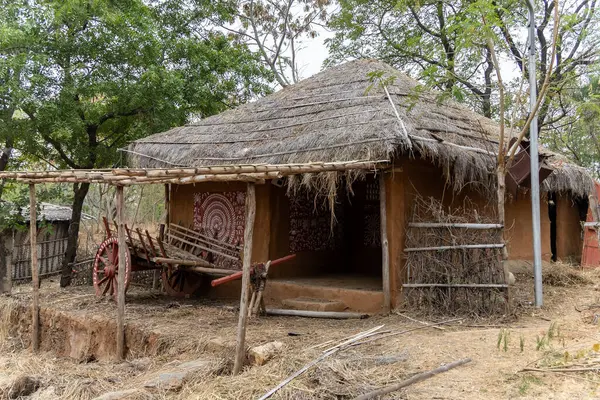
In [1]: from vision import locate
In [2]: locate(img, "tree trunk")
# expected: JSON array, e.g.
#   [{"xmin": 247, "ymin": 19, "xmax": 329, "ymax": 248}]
[
  {"xmin": 497, "ymin": 166, "xmax": 510, "ymax": 275},
  {"xmin": 0, "ymin": 137, "xmax": 14, "ymax": 199},
  {"xmin": 60, "ymin": 182, "xmax": 90, "ymax": 287}
]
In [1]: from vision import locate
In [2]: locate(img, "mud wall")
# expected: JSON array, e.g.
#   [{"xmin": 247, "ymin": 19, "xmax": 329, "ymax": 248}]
[
  {"xmin": 504, "ymin": 195, "xmax": 552, "ymax": 261},
  {"xmin": 3, "ymin": 302, "xmax": 165, "ymax": 361},
  {"xmin": 555, "ymin": 194, "xmax": 583, "ymax": 262},
  {"xmin": 169, "ymin": 182, "xmax": 271, "ymax": 265},
  {"xmin": 169, "ymin": 182, "xmax": 271, "ymax": 299}
]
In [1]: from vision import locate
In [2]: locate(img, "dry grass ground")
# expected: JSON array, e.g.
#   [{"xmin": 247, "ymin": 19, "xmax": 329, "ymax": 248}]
[{"xmin": 1, "ymin": 263, "xmax": 600, "ymax": 399}]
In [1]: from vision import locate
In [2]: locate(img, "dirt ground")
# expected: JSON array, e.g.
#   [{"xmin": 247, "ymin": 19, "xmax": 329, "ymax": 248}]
[{"xmin": 1, "ymin": 264, "xmax": 600, "ymax": 400}]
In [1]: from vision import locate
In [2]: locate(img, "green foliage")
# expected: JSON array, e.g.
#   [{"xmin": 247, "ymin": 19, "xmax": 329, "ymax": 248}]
[
  {"xmin": 0, "ymin": 0, "xmax": 273, "ymax": 172},
  {"xmin": 535, "ymin": 322, "xmax": 562, "ymax": 351},
  {"xmin": 327, "ymin": 0, "xmax": 600, "ymax": 129},
  {"xmin": 0, "ymin": 183, "xmax": 72, "ymax": 230},
  {"xmin": 497, "ymin": 328, "xmax": 510, "ymax": 352},
  {"xmin": 518, "ymin": 375, "xmax": 542, "ymax": 396},
  {"xmin": 536, "ymin": 334, "xmax": 549, "ymax": 351},
  {"xmin": 520, "ymin": 334, "xmax": 525, "ymax": 353},
  {"xmin": 543, "ymin": 75, "xmax": 600, "ymax": 176},
  {"xmin": 364, "ymin": 70, "xmax": 397, "ymax": 94}
]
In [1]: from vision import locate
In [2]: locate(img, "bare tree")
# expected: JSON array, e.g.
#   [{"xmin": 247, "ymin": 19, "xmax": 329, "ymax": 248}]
[{"xmin": 226, "ymin": 0, "xmax": 331, "ymax": 87}]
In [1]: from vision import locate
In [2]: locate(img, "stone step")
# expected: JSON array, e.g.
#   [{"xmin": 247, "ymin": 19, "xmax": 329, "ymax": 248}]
[{"xmin": 281, "ymin": 297, "xmax": 346, "ymax": 312}]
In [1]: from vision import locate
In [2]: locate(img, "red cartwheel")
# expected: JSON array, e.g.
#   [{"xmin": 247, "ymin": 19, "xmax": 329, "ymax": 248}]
[
  {"xmin": 93, "ymin": 237, "xmax": 132, "ymax": 300},
  {"xmin": 210, "ymin": 254, "xmax": 296, "ymax": 287}
]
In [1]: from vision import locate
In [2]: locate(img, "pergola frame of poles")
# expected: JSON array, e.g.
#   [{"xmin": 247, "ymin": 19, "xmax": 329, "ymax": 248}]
[{"xmin": 0, "ymin": 160, "xmax": 389, "ymax": 370}]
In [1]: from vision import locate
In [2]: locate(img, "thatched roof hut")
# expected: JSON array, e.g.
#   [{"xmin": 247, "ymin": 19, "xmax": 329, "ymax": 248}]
[{"xmin": 127, "ymin": 59, "xmax": 593, "ymax": 197}]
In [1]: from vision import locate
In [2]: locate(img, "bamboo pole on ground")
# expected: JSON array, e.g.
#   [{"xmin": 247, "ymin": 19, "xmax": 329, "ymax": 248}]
[
  {"xmin": 29, "ymin": 184, "xmax": 39, "ymax": 353},
  {"xmin": 379, "ymin": 174, "xmax": 390, "ymax": 314},
  {"xmin": 352, "ymin": 358, "xmax": 472, "ymax": 400},
  {"xmin": 233, "ymin": 183, "xmax": 256, "ymax": 375},
  {"xmin": 116, "ymin": 185, "xmax": 126, "ymax": 361}
]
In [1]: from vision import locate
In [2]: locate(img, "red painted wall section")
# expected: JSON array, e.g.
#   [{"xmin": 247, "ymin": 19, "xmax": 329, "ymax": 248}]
[{"xmin": 582, "ymin": 182, "xmax": 600, "ymax": 268}]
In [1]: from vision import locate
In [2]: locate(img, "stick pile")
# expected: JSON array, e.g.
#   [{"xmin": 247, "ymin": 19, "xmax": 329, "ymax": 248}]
[{"xmin": 403, "ymin": 196, "xmax": 508, "ymax": 316}]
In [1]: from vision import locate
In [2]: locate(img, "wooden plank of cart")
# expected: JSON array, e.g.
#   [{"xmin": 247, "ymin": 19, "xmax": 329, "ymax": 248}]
[{"xmin": 93, "ymin": 217, "xmax": 295, "ymax": 301}]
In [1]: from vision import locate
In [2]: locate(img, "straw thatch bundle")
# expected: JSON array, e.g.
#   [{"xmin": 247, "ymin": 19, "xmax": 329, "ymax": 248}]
[{"xmin": 127, "ymin": 59, "xmax": 593, "ymax": 197}]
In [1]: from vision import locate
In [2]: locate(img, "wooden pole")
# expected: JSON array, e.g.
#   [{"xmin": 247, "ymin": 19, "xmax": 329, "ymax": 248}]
[
  {"xmin": 164, "ymin": 183, "xmax": 170, "ymax": 227},
  {"xmin": 352, "ymin": 358, "xmax": 472, "ymax": 400},
  {"xmin": 3, "ymin": 230, "xmax": 14, "ymax": 294},
  {"xmin": 233, "ymin": 183, "xmax": 256, "ymax": 375},
  {"xmin": 379, "ymin": 174, "xmax": 390, "ymax": 314},
  {"xmin": 403, "ymin": 283, "xmax": 509, "ymax": 288},
  {"xmin": 265, "ymin": 309, "xmax": 368, "ymax": 319},
  {"xmin": 116, "ymin": 185, "xmax": 126, "ymax": 361},
  {"xmin": 408, "ymin": 223, "xmax": 504, "ymax": 229},
  {"xmin": 29, "ymin": 184, "xmax": 39, "ymax": 353},
  {"xmin": 404, "ymin": 243, "xmax": 505, "ymax": 252}
]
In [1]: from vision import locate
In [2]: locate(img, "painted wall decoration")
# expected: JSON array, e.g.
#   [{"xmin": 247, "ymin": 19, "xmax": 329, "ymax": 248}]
[
  {"xmin": 194, "ymin": 191, "xmax": 246, "ymax": 269},
  {"xmin": 363, "ymin": 179, "xmax": 381, "ymax": 248},
  {"xmin": 288, "ymin": 191, "xmax": 344, "ymax": 253}
]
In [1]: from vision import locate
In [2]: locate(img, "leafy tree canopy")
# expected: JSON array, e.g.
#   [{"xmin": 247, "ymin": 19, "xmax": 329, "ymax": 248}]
[
  {"xmin": 0, "ymin": 0, "xmax": 274, "ymax": 285},
  {"xmin": 0, "ymin": 0, "xmax": 273, "ymax": 171},
  {"xmin": 327, "ymin": 0, "xmax": 599, "ymax": 126}
]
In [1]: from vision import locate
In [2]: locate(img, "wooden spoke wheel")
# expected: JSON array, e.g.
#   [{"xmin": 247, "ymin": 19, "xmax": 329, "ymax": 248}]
[
  {"xmin": 162, "ymin": 266, "xmax": 203, "ymax": 297},
  {"xmin": 93, "ymin": 237, "xmax": 132, "ymax": 300}
]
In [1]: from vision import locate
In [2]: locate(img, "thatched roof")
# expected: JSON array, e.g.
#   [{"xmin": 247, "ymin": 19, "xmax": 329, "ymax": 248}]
[
  {"xmin": 127, "ymin": 59, "xmax": 593, "ymax": 197},
  {"xmin": 2, "ymin": 201, "xmax": 87, "ymax": 222}
]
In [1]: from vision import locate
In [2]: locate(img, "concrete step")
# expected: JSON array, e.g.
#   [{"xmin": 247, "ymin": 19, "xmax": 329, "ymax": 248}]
[{"xmin": 281, "ymin": 297, "xmax": 346, "ymax": 312}]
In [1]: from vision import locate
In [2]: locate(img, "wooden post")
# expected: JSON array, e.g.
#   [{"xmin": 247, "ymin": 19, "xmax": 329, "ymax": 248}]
[
  {"xmin": 156, "ymin": 184, "xmax": 170, "ymax": 290},
  {"xmin": 233, "ymin": 183, "xmax": 256, "ymax": 375},
  {"xmin": 379, "ymin": 174, "xmax": 391, "ymax": 314},
  {"xmin": 7, "ymin": 230, "xmax": 14, "ymax": 294},
  {"xmin": 164, "ymin": 183, "xmax": 170, "ymax": 227},
  {"xmin": 116, "ymin": 185, "xmax": 126, "ymax": 361},
  {"xmin": 29, "ymin": 184, "xmax": 40, "ymax": 352}
]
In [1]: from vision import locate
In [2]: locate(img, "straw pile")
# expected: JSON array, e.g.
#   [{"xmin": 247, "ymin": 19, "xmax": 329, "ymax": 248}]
[
  {"xmin": 128, "ymin": 59, "xmax": 593, "ymax": 197},
  {"xmin": 403, "ymin": 197, "xmax": 508, "ymax": 316}
]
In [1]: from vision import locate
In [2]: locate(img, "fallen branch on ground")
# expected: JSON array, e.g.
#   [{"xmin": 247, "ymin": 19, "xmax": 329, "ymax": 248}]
[
  {"xmin": 257, "ymin": 325, "xmax": 385, "ymax": 400},
  {"xmin": 352, "ymin": 358, "xmax": 472, "ymax": 400},
  {"xmin": 265, "ymin": 309, "xmax": 369, "ymax": 319},
  {"xmin": 351, "ymin": 318, "xmax": 462, "ymax": 347},
  {"xmin": 520, "ymin": 367, "xmax": 600, "ymax": 373},
  {"xmin": 395, "ymin": 312, "xmax": 445, "ymax": 330}
]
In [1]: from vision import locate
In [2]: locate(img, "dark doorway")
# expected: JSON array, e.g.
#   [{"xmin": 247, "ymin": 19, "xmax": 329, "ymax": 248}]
[{"xmin": 548, "ymin": 192, "xmax": 557, "ymax": 262}]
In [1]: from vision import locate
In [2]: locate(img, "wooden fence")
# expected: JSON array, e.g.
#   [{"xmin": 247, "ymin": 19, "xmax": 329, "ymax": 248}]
[{"xmin": 12, "ymin": 236, "xmax": 69, "ymax": 280}]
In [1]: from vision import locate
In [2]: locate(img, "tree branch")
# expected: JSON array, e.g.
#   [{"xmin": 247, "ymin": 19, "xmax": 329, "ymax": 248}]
[{"xmin": 493, "ymin": 1, "xmax": 524, "ymax": 71}]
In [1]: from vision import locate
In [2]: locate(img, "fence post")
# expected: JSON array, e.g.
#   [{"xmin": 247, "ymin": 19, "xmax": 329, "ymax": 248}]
[
  {"xmin": 116, "ymin": 185, "xmax": 126, "ymax": 361},
  {"xmin": 29, "ymin": 184, "xmax": 40, "ymax": 353}
]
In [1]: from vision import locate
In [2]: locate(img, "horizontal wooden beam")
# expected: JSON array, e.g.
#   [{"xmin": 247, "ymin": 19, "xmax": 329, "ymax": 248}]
[
  {"xmin": 404, "ymin": 243, "xmax": 505, "ymax": 252},
  {"xmin": 0, "ymin": 160, "xmax": 391, "ymax": 185},
  {"xmin": 185, "ymin": 266, "xmax": 233, "ymax": 275},
  {"xmin": 403, "ymin": 283, "xmax": 509, "ymax": 288},
  {"xmin": 265, "ymin": 309, "xmax": 369, "ymax": 319},
  {"xmin": 408, "ymin": 223, "xmax": 503, "ymax": 229},
  {"xmin": 151, "ymin": 257, "xmax": 214, "ymax": 268}
]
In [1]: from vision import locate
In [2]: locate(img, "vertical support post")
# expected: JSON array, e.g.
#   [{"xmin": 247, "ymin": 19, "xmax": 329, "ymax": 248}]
[
  {"xmin": 7, "ymin": 231, "xmax": 14, "ymax": 294},
  {"xmin": 525, "ymin": 0, "xmax": 543, "ymax": 307},
  {"xmin": 155, "ymin": 184, "xmax": 170, "ymax": 290},
  {"xmin": 116, "ymin": 185, "xmax": 126, "ymax": 360},
  {"xmin": 233, "ymin": 183, "xmax": 256, "ymax": 375},
  {"xmin": 164, "ymin": 184, "xmax": 170, "ymax": 227},
  {"xmin": 379, "ymin": 174, "xmax": 391, "ymax": 314},
  {"xmin": 29, "ymin": 184, "xmax": 39, "ymax": 352}
]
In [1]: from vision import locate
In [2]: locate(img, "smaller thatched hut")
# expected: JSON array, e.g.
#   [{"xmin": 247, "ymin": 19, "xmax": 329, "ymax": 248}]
[
  {"xmin": 0, "ymin": 202, "xmax": 75, "ymax": 292},
  {"xmin": 127, "ymin": 59, "xmax": 594, "ymax": 313}
]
